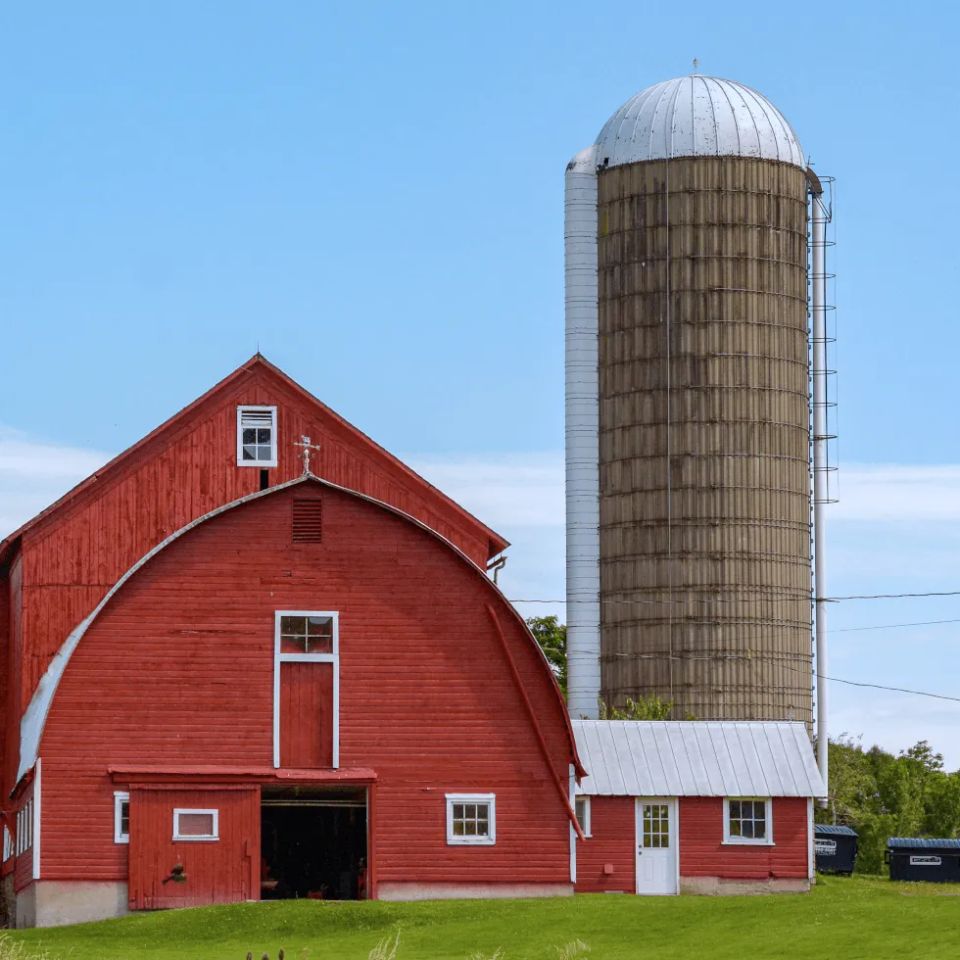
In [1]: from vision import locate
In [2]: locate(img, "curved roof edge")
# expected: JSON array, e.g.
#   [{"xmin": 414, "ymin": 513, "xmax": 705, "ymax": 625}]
[{"xmin": 16, "ymin": 471, "xmax": 583, "ymax": 787}]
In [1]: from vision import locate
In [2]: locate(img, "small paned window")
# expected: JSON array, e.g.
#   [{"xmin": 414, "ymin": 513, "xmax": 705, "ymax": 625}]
[
  {"xmin": 15, "ymin": 801, "xmax": 33, "ymax": 856},
  {"xmin": 446, "ymin": 794, "xmax": 496, "ymax": 845},
  {"xmin": 2, "ymin": 826, "xmax": 11, "ymax": 862},
  {"xmin": 114, "ymin": 792, "xmax": 130, "ymax": 844},
  {"xmin": 173, "ymin": 808, "xmax": 219, "ymax": 842},
  {"xmin": 575, "ymin": 796, "xmax": 591, "ymax": 837},
  {"xmin": 642, "ymin": 803, "xmax": 670, "ymax": 848},
  {"xmin": 237, "ymin": 406, "xmax": 277, "ymax": 467},
  {"xmin": 725, "ymin": 798, "xmax": 772, "ymax": 844},
  {"xmin": 280, "ymin": 614, "xmax": 334, "ymax": 655}
]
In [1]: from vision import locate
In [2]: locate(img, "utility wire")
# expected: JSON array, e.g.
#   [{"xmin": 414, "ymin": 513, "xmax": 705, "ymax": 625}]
[{"xmin": 510, "ymin": 590, "xmax": 960, "ymax": 605}]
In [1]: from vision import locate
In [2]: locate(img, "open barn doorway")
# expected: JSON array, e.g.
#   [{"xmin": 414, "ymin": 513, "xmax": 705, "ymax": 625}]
[{"xmin": 260, "ymin": 787, "xmax": 368, "ymax": 900}]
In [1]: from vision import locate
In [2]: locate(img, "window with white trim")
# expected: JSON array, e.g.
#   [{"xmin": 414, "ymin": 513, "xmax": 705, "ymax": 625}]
[
  {"xmin": 2, "ymin": 826, "xmax": 11, "ymax": 862},
  {"xmin": 724, "ymin": 798, "xmax": 773, "ymax": 844},
  {"xmin": 574, "ymin": 796, "xmax": 591, "ymax": 838},
  {"xmin": 15, "ymin": 800, "xmax": 33, "ymax": 856},
  {"xmin": 237, "ymin": 406, "xmax": 278, "ymax": 467},
  {"xmin": 114, "ymin": 792, "xmax": 130, "ymax": 844},
  {"xmin": 173, "ymin": 808, "xmax": 219, "ymax": 842},
  {"xmin": 446, "ymin": 794, "xmax": 496, "ymax": 845}
]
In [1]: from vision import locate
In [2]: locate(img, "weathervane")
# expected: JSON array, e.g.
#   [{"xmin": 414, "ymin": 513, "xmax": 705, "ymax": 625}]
[
  {"xmin": 293, "ymin": 435, "xmax": 322, "ymax": 476},
  {"xmin": 692, "ymin": 58, "xmax": 700, "ymax": 74}
]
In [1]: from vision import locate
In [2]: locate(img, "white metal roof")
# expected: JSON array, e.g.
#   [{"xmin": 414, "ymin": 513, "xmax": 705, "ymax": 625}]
[
  {"xmin": 572, "ymin": 720, "xmax": 826, "ymax": 798},
  {"xmin": 593, "ymin": 75, "xmax": 805, "ymax": 170}
]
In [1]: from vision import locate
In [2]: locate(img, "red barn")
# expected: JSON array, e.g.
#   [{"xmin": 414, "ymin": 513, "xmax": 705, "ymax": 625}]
[
  {"xmin": 571, "ymin": 721, "xmax": 823, "ymax": 895},
  {"xmin": 0, "ymin": 357, "xmax": 585, "ymax": 927}
]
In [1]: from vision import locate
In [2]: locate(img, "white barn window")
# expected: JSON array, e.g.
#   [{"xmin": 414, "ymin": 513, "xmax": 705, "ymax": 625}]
[
  {"xmin": 724, "ymin": 798, "xmax": 773, "ymax": 845},
  {"xmin": 114, "ymin": 792, "xmax": 130, "ymax": 844},
  {"xmin": 2, "ymin": 826, "xmax": 11, "ymax": 862},
  {"xmin": 446, "ymin": 793, "xmax": 496, "ymax": 845},
  {"xmin": 173, "ymin": 808, "xmax": 219, "ymax": 842},
  {"xmin": 574, "ymin": 796, "xmax": 591, "ymax": 837},
  {"xmin": 237, "ymin": 406, "xmax": 278, "ymax": 467}
]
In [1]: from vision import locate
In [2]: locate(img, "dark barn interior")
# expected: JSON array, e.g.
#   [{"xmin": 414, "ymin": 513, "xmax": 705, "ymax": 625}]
[{"xmin": 261, "ymin": 788, "xmax": 367, "ymax": 900}]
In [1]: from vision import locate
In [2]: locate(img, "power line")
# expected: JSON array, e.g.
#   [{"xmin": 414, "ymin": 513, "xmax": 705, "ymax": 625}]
[
  {"xmin": 832, "ymin": 618, "xmax": 960, "ymax": 634},
  {"xmin": 510, "ymin": 590, "xmax": 960, "ymax": 606}
]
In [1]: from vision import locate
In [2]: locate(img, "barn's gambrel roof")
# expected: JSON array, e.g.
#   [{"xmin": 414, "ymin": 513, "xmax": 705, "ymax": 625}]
[
  {"xmin": 0, "ymin": 354, "xmax": 509, "ymax": 568},
  {"xmin": 20, "ymin": 471, "xmax": 584, "ymax": 785}
]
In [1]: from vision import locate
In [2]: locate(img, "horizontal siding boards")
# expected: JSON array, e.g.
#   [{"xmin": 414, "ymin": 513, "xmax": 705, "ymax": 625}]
[
  {"xmin": 40, "ymin": 485, "xmax": 572, "ymax": 889},
  {"xmin": 575, "ymin": 797, "xmax": 635, "ymax": 893},
  {"xmin": 10, "ymin": 363, "xmax": 499, "ymax": 763},
  {"xmin": 678, "ymin": 797, "xmax": 807, "ymax": 879},
  {"xmin": 5, "ymin": 559, "xmax": 23, "ymax": 792},
  {"xmin": 129, "ymin": 787, "xmax": 258, "ymax": 909},
  {"xmin": 597, "ymin": 157, "xmax": 812, "ymax": 724}
]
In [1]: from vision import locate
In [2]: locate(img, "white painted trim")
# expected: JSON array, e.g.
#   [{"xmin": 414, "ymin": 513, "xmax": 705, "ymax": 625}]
[
  {"xmin": 445, "ymin": 793, "xmax": 496, "ymax": 846},
  {"xmin": 236, "ymin": 405, "xmax": 278, "ymax": 468},
  {"xmin": 807, "ymin": 798, "xmax": 815, "ymax": 880},
  {"xmin": 172, "ymin": 808, "xmax": 219, "ymax": 842},
  {"xmin": 568, "ymin": 764, "xmax": 577, "ymax": 884},
  {"xmin": 273, "ymin": 611, "xmax": 340, "ymax": 770},
  {"xmin": 18, "ymin": 472, "xmax": 579, "ymax": 787},
  {"xmin": 634, "ymin": 796, "xmax": 678, "ymax": 896},
  {"xmin": 722, "ymin": 797, "xmax": 774, "ymax": 846},
  {"xmin": 114, "ymin": 792, "xmax": 130, "ymax": 845},
  {"xmin": 32, "ymin": 758, "xmax": 41, "ymax": 880}
]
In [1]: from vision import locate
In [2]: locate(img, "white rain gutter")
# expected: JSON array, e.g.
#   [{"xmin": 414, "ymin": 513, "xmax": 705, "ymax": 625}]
[
  {"xmin": 811, "ymin": 187, "xmax": 829, "ymax": 800},
  {"xmin": 564, "ymin": 145, "xmax": 601, "ymax": 719}
]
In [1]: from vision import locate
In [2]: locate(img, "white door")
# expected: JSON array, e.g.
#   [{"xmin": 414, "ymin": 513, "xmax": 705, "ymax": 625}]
[{"xmin": 635, "ymin": 798, "xmax": 678, "ymax": 895}]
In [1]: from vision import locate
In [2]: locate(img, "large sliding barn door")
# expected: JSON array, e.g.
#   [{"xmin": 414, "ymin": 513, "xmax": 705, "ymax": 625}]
[{"xmin": 128, "ymin": 786, "xmax": 259, "ymax": 910}]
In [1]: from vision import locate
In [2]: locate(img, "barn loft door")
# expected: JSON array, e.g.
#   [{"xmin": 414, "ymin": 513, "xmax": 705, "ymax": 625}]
[
  {"xmin": 273, "ymin": 612, "xmax": 340, "ymax": 769},
  {"xmin": 127, "ymin": 786, "xmax": 259, "ymax": 911}
]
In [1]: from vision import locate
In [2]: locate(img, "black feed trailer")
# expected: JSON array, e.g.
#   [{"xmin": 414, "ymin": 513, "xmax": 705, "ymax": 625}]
[
  {"xmin": 886, "ymin": 838, "xmax": 960, "ymax": 883},
  {"xmin": 815, "ymin": 824, "xmax": 858, "ymax": 874}
]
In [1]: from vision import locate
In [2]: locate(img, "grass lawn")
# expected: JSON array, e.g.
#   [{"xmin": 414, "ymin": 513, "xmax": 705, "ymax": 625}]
[{"xmin": 5, "ymin": 875, "xmax": 959, "ymax": 960}]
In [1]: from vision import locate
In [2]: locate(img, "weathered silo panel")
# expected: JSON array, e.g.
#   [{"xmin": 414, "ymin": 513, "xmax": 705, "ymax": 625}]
[{"xmin": 596, "ymin": 155, "xmax": 812, "ymax": 722}]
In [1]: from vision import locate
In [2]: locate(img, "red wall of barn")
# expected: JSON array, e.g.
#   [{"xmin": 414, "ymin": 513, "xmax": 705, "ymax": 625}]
[
  {"xmin": 13, "ymin": 781, "xmax": 35, "ymax": 893},
  {"xmin": 4, "ymin": 558, "xmax": 22, "ymax": 794},
  {"xmin": 575, "ymin": 797, "xmax": 635, "ymax": 893},
  {"xmin": 9, "ymin": 361, "xmax": 501, "ymax": 759},
  {"xmin": 679, "ymin": 797, "xmax": 808, "ymax": 879},
  {"xmin": 38, "ymin": 484, "xmax": 572, "ymax": 890}
]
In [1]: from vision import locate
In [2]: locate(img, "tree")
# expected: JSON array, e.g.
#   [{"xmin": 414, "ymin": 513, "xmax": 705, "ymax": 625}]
[{"xmin": 526, "ymin": 616, "xmax": 567, "ymax": 695}]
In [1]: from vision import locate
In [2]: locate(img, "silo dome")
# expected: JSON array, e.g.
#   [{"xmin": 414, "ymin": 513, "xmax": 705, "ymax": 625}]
[{"xmin": 594, "ymin": 75, "xmax": 805, "ymax": 169}]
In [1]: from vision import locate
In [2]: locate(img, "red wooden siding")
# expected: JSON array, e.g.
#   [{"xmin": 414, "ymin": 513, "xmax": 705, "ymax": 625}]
[
  {"xmin": 128, "ymin": 786, "xmax": 258, "ymax": 909},
  {"xmin": 3, "ymin": 358, "xmax": 506, "ymax": 775},
  {"xmin": 39, "ymin": 484, "xmax": 573, "ymax": 891},
  {"xmin": 280, "ymin": 663, "xmax": 334, "ymax": 768},
  {"xmin": 678, "ymin": 797, "xmax": 808, "ymax": 879},
  {"xmin": 4, "ymin": 557, "xmax": 23, "ymax": 792},
  {"xmin": 575, "ymin": 797, "xmax": 635, "ymax": 893}
]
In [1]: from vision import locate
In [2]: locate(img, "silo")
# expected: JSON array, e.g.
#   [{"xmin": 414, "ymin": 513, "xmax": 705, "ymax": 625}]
[{"xmin": 565, "ymin": 75, "xmax": 816, "ymax": 725}]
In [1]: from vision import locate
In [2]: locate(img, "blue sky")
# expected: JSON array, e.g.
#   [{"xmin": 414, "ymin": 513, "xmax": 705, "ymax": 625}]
[{"xmin": 3, "ymin": 2, "xmax": 960, "ymax": 763}]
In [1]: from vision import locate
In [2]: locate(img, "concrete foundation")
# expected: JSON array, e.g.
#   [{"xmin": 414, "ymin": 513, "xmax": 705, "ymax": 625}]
[
  {"xmin": 378, "ymin": 882, "xmax": 573, "ymax": 901},
  {"xmin": 14, "ymin": 881, "xmax": 128, "ymax": 928},
  {"xmin": 680, "ymin": 876, "xmax": 811, "ymax": 896}
]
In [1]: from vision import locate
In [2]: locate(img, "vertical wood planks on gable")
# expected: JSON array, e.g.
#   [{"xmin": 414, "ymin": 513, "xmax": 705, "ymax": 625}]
[{"xmin": 280, "ymin": 663, "xmax": 334, "ymax": 768}]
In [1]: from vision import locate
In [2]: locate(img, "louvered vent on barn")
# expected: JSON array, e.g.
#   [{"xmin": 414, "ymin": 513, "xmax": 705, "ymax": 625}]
[{"xmin": 292, "ymin": 498, "xmax": 323, "ymax": 543}]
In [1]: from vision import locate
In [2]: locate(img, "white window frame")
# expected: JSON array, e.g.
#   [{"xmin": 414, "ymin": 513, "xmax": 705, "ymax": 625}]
[
  {"xmin": 273, "ymin": 611, "xmax": 340, "ymax": 770},
  {"xmin": 723, "ymin": 797, "xmax": 774, "ymax": 846},
  {"xmin": 574, "ymin": 795, "xmax": 592, "ymax": 838},
  {"xmin": 236, "ymin": 405, "xmax": 278, "ymax": 468},
  {"xmin": 114, "ymin": 791, "xmax": 130, "ymax": 844},
  {"xmin": 173, "ymin": 808, "xmax": 220, "ymax": 842},
  {"xmin": 2, "ymin": 825, "xmax": 11, "ymax": 862},
  {"xmin": 445, "ymin": 793, "xmax": 496, "ymax": 846}
]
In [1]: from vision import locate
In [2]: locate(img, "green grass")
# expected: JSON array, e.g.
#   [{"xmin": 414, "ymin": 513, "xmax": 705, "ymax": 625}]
[{"xmin": 6, "ymin": 876, "xmax": 960, "ymax": 960}]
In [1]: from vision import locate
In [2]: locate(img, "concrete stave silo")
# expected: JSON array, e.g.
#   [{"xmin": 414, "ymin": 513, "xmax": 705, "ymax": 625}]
[{"xmin": 565, "ymin": 75, "xmax": 819, "ymax": 729}]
